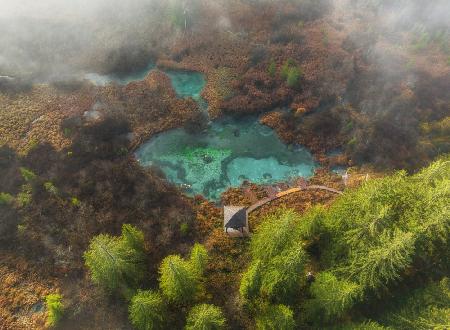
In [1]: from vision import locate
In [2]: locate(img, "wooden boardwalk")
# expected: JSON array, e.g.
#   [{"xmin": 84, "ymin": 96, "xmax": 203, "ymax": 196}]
[{"xmin": 246, "ymin": 185, "xmax": 342, "ymax": 214}]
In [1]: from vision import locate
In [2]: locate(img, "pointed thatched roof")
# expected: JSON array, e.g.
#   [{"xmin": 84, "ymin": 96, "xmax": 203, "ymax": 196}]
[{"xmin": 224, "ymin": 206, "xmax": 247, "ymax": 230}]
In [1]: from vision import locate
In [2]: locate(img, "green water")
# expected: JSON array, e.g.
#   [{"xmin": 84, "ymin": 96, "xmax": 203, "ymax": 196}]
[
  {"xmin": 135, "ymin": 117, "xmax": 316, "ymax": 200},
  {"xmin": 87, "ymin": 65, "xmax": 316, "ymax": 200},
  {"xmin": 165, "ymin": 70, "xmax": 205, "ymax": 100},
  {"xmin": 85, "ymin": 66, "xmax": 206, "ymax": 104}
]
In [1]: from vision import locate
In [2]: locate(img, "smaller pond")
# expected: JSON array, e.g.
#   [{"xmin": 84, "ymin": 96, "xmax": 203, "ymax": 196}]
[
  {"xmin": 85, "ymin": 66, "xmax": 206, "ymax": 103},
  {"xmin": 85, "ymin": 62, "xmax": 156, "ymax": 86},
  {"xmin": 135, "ymin": 117, "xmax": 317, "ymax": 201},
  {"xmin": 165, "ymin": 70, "xmax": 205, "ymax": 101}
]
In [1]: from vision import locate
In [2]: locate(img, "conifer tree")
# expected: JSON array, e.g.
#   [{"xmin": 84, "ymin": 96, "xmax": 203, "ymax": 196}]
[
  {"xmin": 45, "ymin": 293, "xmax": 64, "ymax": 327},
  {"xmin": 84, "ymin": 224, "xmax": 146, "ymax": 294},
  {"xmin": 255, "ymin": 304, "xmax": 295, "ymax": 330},
  {"xmin": 185, "ymin": 304, "xmax": 226, "ymax": 330},
  {"xmin": 240, "ymin": 260, "xmax": 262, "ymax": 301},
  {"xmin": 306, "ymin": 272, "xmax": 361, "ymax": 321},
  {"xmin": 189, "ymin": 243, "xmax": 208, "ymax": 277},
  {"xmin": 250, "ymin": 209, "xmax": 301, "ymax": 261},
  {"xmin": 159, "ymin": 255, "xmax": 199, "ymax": 305},
  {"xmin": 348, "ymin": 230, "xmax": 415, "ymax": 289},
  {"xmin": 129, "ymin": 290, "xmax": 165, "ymax": 330}
]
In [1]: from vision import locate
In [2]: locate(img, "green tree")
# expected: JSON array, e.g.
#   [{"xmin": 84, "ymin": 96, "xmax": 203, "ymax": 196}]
[
  {"xmin": 185, "ymin": 304, "xmax": 226, "ymax": 330},
  {"xmin": 255, "ymin": 304, "xmax": 295, "ymax": 330},
  {"xmin": 242, "ymin": 209, "xmax": 308, "ymax": 304},
  {"xmin": 45, "ymin": 293, "xmax": 64, "ymax": 327},
  {"xmin": 167, "ymin": 1, "xmax": 185, "ymax": 29},
  {"xmin": 339, "ymin": 321, "xmax": 392, "ymax": 330},
  {"xmin": 267, "ymin": 60, "xmax": 276, "ymax": 77},
  {"xmin": 296, "ymin": 205, "xmax": 326, "ymax": 241},
  {"xmin": 280, "ymin": 61, "xmax": 291, "ymax": 80},
  {"xmin": 382, "ymin": 277, "xmax": 450, "ymax": 330},
  {"xmin": 84, "ymin": 224, "xmax": 146, "ymax": 296},
  {"xmin": 286, "ymin": 66, "xmax": 302, "ymax": 88},
  {"xmin": 348, "ymin": 230, "xmax": 415, "ymax": 289},
  {"xmin": 129, "ymin": 290, "xmax": 165, "ymax": 330},
  {"xmin": 240, "ymin": 260, "xmax": 262, "ymax": 301},
  {"xmin": 189, "ymin": 243, "xmax": 208, "ymax": 277},
  {"xmin": 250, "ymin": 209, "xmax": 301, "ymax": 261},
  {"xmin": 259, "ymin": 245, "xmax": 308, "ymax": 302},
  {"xmin": 159, "ymin": 255, "xmax": 199, "ymax": 305},
  {"xmin": 306, "ymin": 272, "xmax": 361, "ymax": 321}
]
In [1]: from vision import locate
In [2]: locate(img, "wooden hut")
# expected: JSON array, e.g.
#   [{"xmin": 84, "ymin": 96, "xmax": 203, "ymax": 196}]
[{"xmin": 223, "ymin": 206, "xmax": 249, "ymax": 237}]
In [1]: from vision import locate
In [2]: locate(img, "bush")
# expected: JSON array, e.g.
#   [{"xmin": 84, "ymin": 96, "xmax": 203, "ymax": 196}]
[
  {"xmin": 19, "ymin": 167, "xmax": 36, "ymax": 182},
  {"xmin": 267, "ymin": 60, "xmax": 276, "ymax": 77},
  {"xmin": 16, "ymin": 184, "xmax": 32, "ymax": 207},
  {"xmin": 280, "ymin": 59, "xmax": 303, "ymax": 87},
  {"xmin": 185, "ymin": 304, "xmax": 226, "ymax": 330},
  {"xmin": 44, "ymin": 181, "xmax": 58, "ymax": 195},
  {"xmin": 45, "ymin": 293, "xmax": 64, "ymax": 327},
  {"xmin": 0, "ymin": 192, "xmax": 14, "ymax": 205},
  {"xmin": 286, "ymin": 66, "xmax": 302, "ymax": 88},
  {"xmin": 129, "ymin": 290, "xmax": 165, "ymax": 330}
]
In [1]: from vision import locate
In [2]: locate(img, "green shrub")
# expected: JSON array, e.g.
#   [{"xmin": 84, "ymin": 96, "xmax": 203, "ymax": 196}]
[
  {"xmin": 45, "ymin": 293, "xmax": 64, "ymax": 327},
  {"xmin": 267, "ymin": 60, "xmax": 276, "ymax": 77},
  {"xmin": 71, "ymin": 197, "xmax": 81, "ymax": 206},
  {"xmin": 17, "ymin": 184, "xmax": 32, "ymax": 207},
  {"xmin": 44, "ymin": 182, "xmax": 58, "ymax": 195},
  {"xmin": 322, "ymin": 29, "xmax": 329, "ymax": 46},
  {"xmin": 280, "ymin": 59, "xmax": 303, "ymax": 87},
  {"xmin": 280, "ymin": 61, "xmax": 291, "ymax": 80},
  {"xmin": 0, "ymin": 192, "xmax": 14, "ymax": 205},
  {"xmin": 20, "ymin": 167, "xmax": 36, "ymax": 182},
  {"xmin": 286, "ymin": 66, "xmax": 302, "ymax": 88},
  {"xmin": 129, "ymin": 290, "xmax": 165, "ymax": 330},
  {"xmin": 180, "ymin": 222, "xmax": 189, "ymax": 236},
  {"xmin": 185, "ymin": 304, "xmax": 226, "ymax": 330}
]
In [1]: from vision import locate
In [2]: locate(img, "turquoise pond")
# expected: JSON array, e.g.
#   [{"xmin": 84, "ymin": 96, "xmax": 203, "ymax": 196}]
[
  {"xmin": 135, "ymin": 117, "xmax": 317, "ymax": 200},
  {"xmin": 87, "ymin": 66, "xmax": 317, "ymax": 200},
  {"xmin": 85, "ymin": 66, "xmax": 206, "ymax": 104}
]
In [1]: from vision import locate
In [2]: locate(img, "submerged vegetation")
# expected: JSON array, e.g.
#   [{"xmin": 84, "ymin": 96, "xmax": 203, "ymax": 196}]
[{"xmin": 0, "ymin": 0, "xmax": 449, "ymax": 329}]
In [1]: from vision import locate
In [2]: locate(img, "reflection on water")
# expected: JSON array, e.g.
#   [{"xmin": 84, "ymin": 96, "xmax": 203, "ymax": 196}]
[{"xmin": 135, "ymin": 117, "xmax": 316, "ymax": 200}]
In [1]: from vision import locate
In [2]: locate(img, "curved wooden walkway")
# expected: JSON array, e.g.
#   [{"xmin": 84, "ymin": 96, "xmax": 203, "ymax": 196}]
[{"xmin": 246, "ymin": 185, "xmax": 342, "ymax": 214}]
